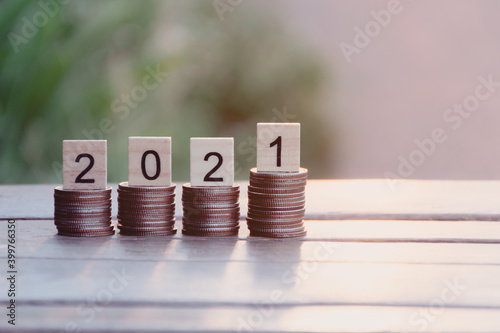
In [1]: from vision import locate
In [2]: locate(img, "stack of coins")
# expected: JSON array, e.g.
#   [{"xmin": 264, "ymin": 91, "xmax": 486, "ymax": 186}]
[
  {"xmin": 182, "ymin": 184, "xmax": 240, "ymax": 236},
  {"xmin": 247, "ymin": 168, "xmax": 308, "ymax": 238},
  {"xmin": 117, "ymin": 182, "xmax": 177, "ymax": 236},
  {"xmin": 54, "ymin": 186, "xmax": 114, "ymax": 237}
]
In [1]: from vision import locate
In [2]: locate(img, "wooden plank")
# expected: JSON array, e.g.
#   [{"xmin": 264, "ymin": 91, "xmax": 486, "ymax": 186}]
[
  {"xmin": 301, "ymin": 220, "xmax": 500, "ymax": 243},
  {"xmin": 2, "ymin": 305, "xmax": 500, "ymax": 332},
  {"xmin": 304, "ymin": 179, "xmax": 500, "ymax": 220},
  {"xmin": 7, "ymin": 233, "xmax": 500, "ymax": 265},
  {"xmin": 0, "ymin": 185, "xmax": 57, "ymax": 219},
  {"xmin": 2, "ymin": 219, "xmax": 500, "ymax": 244},
  {"xmin": 3, "ymin": 220, "xmax": 500, "ymax": 264},
  {"xmin": 1, "ymin": 257, "xmax": 499, "ymax": 307},
  {"xmin": 4, "ymin": 180, "xmax": 500, "ymax": 220}
]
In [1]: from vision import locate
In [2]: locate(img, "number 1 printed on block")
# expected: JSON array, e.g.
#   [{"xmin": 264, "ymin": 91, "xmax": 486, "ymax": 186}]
[
  {"xmin": 128, "ymin": 137, "xmax": 172, "ymax": 186},
  {"xmin": 257, "ymin": 123, "xmax": 300, "ymax": 172},
  {"xmin": 190, "ymin": 138, "xmax": 234, "ymax": 186},
  {"xmin": 63, "ymin": 140, "xmax": 107, "ymax": 190}
]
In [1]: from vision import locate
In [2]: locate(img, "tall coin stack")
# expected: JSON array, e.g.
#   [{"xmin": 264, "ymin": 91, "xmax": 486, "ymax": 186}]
[
  {"xmin": 54, "ymin": 186, "xmax": 114, "ymax": 237},
  {"xmin": 117, "ymin": 182, "xmax": 177, "ymax": 236},
  {"xmin": 247, "ymin": 168, "xmax": 308, "ymax": 238},
  {"xmin": 182, "ymin": 184, "xmax": 240, "ymax": 236}
]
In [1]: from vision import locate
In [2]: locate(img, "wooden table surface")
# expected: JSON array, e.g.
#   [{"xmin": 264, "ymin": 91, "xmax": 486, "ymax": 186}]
[{"xmin": 1, "ymin": 180, "xmax": 500, "ymax": 332}]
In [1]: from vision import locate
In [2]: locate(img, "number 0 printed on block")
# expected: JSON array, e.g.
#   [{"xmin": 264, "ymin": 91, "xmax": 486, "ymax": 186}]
[
  {"xmin": 257, "ymin": 123, "xmax": 300, "ymax": 172},
  {"xmin": 128, "ymin": 137, "xmax": 172, "ymax": 186},
  {"xmin": 190, "ymin": 138, "xmax": 234, "ymax": 187},
  {"xmin": 62, "ymin": 140, "xmax": 107, "ymax": 190}
]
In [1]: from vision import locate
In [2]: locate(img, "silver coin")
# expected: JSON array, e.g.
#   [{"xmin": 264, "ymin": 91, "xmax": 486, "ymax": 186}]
[
  {"xmin": 182, "ymin": 202, "xmax": 239, "ymax": 209},
  {"xmin": 183, "ymin": 221, "xmax": 239, "ymax": 228},
  {"xmin": 58, "ymin": 230, "xmax": 115, "ymax": 237},
  {"xmin": 249, "ymin": 229, "xmax": 307, "ymax": 238},
  {"xmin": 183, "ymin": 225, "xmax": 239, "ymax": 232},
  {"xmin": 248, "ymin": 185, "xmax": 305, "ymax": 194},
  {"xmin": 246, "ymin": 217, "xmax": 303, "ymax": 225},
  {"xmin": 249, "ymin": 179, "xmax": 307, "ymax": 187},
  {"xmin": 119, "ymin": 214, "xmax": 176, "ymax": 220},
  {"xmin": 55, "ymin": 186, "xmax": 112, "ymax": 196},
  {"xmin": 248, "ymin": 207, "xmax": 305, "ymax": 215},
  {"xmin": 183, "ymin": 207, "xmax": 239, "ymax": 214},
  {"xmin": 247, "ymin": 220, "xmax": 304, "ymax": 228},
  {"xmin": 182, "ymin": 183, "xmax": 240, "ymax": 193},
  {"xmin": 248, "ymin": 204, "xmax": 305, "ymax": 212},
  {"xmin": 118, "ymin": 220, "xmax": 176, "ymax": 227},
  {"xmin": 249, "ymin": 167, "xmax": 308, "ymax": 178},
  {"xmin": 119, "ymin": 229, "xmax": 177, "ymax": 236},
  {"xmin": 118, "ymin": 224, "xmax": 176, "ymax": 232},
  {"xmin": 182, "ymin": 229, "xmax": 238, "ymax": 237},
  {"xmin": 182, "ymin": 193, "xmax": 239, "ymax": 200},
  {"xmin": 119, "ymin": 182, "xmax": 176, "ymax": 192},
  {"xmin": 183, "ymin": 213, "xmax": 240, "ymax": 221},
  {"xmin": 118, "ymin": 216, "xmax": 175, "ymax": 223}
]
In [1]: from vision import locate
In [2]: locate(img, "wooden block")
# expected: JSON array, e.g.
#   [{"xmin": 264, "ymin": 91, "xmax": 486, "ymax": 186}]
[
  {"xmin": 190, "ymin": 138, "xmax": 234, "ymax": 186},
  {"xmin": 128, "ymin": 137, "xmax": 171, "ymax": 186},
  {"xmin": 62, "ymin": 140, "xmax": 107, "ymax": 190},
  {"xmin": 257, "ymin": 122, "xmax": 300, "ymax": 172}
]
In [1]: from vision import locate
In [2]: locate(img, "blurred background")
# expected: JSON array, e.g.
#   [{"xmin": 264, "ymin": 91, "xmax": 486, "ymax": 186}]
[{"xmin": 1, "ymin": 0, "xmax": 500, "ymax": 184}]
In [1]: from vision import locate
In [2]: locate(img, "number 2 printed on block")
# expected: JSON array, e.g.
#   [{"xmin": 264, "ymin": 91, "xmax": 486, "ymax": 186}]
[
  {"xmin": 190, "ymin": 138, "xmax": 234, "ymax": 187},
  {"xmin": 63, "ymin": 140, "xmax": 107, "ymax": 190}
]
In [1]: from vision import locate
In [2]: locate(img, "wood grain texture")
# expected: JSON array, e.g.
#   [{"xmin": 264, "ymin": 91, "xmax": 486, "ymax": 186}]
[
  {"xmin": 2, "ymin": 220, "xmax": 500, "ymax": 264},
  {"xmin": 1, "ymin": 181, "xmax": 500, "ymax": 332},
  {"xmin": 62, "ymin": 140, "xmax": 107, "ymax": 190},
  {"xmin": 190, "ymin": 137, "xmax": 234, "ymax": 186},
  {"xmin": 128, "ymin": 136, "xmax": 171, "ymax": 186},
  {"xmin": 0, "ymin": 252, "xmax": 499, "ymax": 308},
  {"xmin": 257, "ymin": 122, "xmax": 300, "ymax": 172},
  {"xmin": 4, "ymin": 180, "xmax": 500, "ymax": 220},
  {"xmin": 3, "ymin": 219, "xmax": 500, "ymax": 244},
  {"xmin": 2, "ymin": 305, "xmax": 500, "ymax": 333}
]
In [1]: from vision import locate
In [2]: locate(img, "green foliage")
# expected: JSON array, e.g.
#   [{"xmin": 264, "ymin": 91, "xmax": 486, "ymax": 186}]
[{"xmin": 0, "ymin": 0, "xmax": 334, "ymax": 184}]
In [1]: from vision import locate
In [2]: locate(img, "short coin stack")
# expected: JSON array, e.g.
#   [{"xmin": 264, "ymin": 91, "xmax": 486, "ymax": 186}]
[
  {"xmin": 247, "ymin": 168, "xmax": 308, "ymax": 238},
  {"xmin": 117, "ymin": 182, "xmax": 177, "ymax": 236},
  {"xmin": 182, "ymin": 184, "xmax": 240, "ymax": 236},
  {"xmin": 54, "ymin": 186, "xmax": 114, "ymax": 237}
]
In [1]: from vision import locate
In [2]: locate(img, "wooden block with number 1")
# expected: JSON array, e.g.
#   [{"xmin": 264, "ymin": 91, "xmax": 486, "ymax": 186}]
[
  {"xmin": 62, "ymin": 140, "xmax": 107, "ymax": 190},
  {"xmin": 128, "ymin": 137, "xmax": 172, "ymax": 186},
  {"xmin": 257, "ymin": 122, "xmax": 300, "ymax": 172},
  {"xmin": 190, "ymin": 138, "xmax": 234, "ymax": 187}
]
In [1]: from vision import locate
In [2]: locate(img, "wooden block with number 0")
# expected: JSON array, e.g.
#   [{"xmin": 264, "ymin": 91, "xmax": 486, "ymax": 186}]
[
  {"xmin": 62, "ymin": 140, "xmax": 107, "ymax": 190},
  {"xmin": 190, "ymin": 138, "xmax": 234, "ymax": 187},
  {"xmin": 257, "ymin": 123, "xmax": 300, "ymax": 172},
  {"xmin": 128, "ymin": 137, "xmax": 172, "ymax": 186}
]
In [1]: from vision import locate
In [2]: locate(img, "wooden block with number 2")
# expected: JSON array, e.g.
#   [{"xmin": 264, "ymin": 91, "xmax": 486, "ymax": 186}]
[
  {"xmin": 257, "ymin": 123, "xmax": 300, "ymax": 172},
  {"xmin": 62, "ymin": 140, "xmax": 107, "ymax": 190},
  {"xmin": 190, "ymin": 138, "xmax": 234, "ymax": 187}
]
